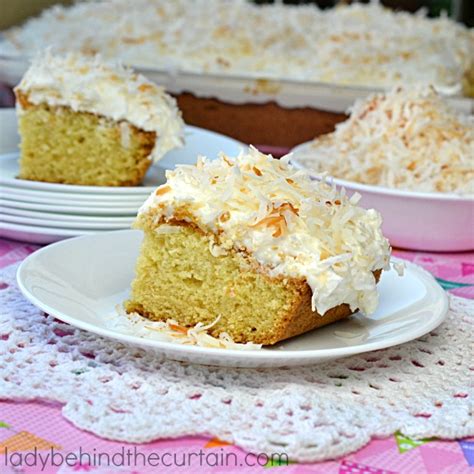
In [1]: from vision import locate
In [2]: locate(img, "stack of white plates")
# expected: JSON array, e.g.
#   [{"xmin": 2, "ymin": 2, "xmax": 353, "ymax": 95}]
[
  {"xmin": 0, "ymin": 166, "xmax": 158, "ymax": 243},
  {"xmin": 0, "ymin": 120, "xmax": 243, "ymax": 244}
]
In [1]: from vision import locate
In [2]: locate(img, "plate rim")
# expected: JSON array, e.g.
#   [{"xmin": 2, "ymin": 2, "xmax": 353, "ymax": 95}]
[
  {"xmin": 1, "ymin": 213, "xmax": 131, "ymax": 230},
  {"xmin": 1, "ymin": 186, "xmax": 150, "ymax": 201},
  {"xmin": 290, "ymin": 142, "xmax": 474, "ymax": 203},
  {"xmin": 1, "ymin": 191, "xmax": 146, "ymax": 207},
  {"xmin": 16, "ymin": 229, "xmax": 449, "ymax": 364},
  {"xmin": 0, "ymin": 199, "xmax": 140, "ymax": 214},
  {"xmin": 1, "ymin": 221, "xmax": 94, "ymax": 236},
  {"xmin": 0, "ymin": 205, "xmax": 134, "ymax": 223}
]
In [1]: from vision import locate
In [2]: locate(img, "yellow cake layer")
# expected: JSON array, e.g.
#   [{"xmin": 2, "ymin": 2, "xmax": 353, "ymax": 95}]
[
  {"xmin": 125, "ymin": 222, "xmax": 357, "ymax": 345},
  {"xmin": 18, "ymin": 100, "xmax": 155, "ymax": 186}
]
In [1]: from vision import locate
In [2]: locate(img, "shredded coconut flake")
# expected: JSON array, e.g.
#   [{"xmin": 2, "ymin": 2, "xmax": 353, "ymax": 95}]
[
  {"xmin": 297, "ymin": 86, "xmax": 474, "ymax": 195},
  {"xmin": 109, "ymin": 307, "xmax": 262, "ymax": 350},
  {"xmin": 392, "ymin": 260, "xmax": 406, "ymax": 277}
]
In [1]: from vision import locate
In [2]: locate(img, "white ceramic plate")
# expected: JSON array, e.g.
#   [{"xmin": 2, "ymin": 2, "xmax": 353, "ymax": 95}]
[
  {"xmin": 1, "ymin": 213, "xmax": 132, "ymax": 230},
  {"xmin": 1, "ymin": 185, "xmax": 150, "ymax": 203},
  {"xmin": 0, "ymin": 206, "xmax": 134, "ymax": 224},
  {"xmin": 0, "ymin": 198, "xmax": 139, "ymax": 215},
  {"xmin": 1, "ymin": 186, "xmax": 147, "ymax": 207},
  {"xmin": 17, "ymin": 229, "xmax": 448, "ymax": 368},
  {"xmin": 1, "ymin": 221, "xmax": 94, "ymax": 244},
  {"xmin": 290, "ymin": 143, "xmax": 474, "ymax": 252},
  {"xmin": 0, "ymin": 122, "xmax": 243, "ymax": 194}
]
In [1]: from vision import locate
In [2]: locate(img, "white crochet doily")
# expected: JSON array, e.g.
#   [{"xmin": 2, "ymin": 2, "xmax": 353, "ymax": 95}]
[{"xmin": 0, "ymin": 262, "xmax": 472, "ymax": 462}]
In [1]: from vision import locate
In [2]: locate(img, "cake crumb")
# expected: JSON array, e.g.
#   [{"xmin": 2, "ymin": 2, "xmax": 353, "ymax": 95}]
[{"xmin": 109, "ymin": 306, "xmax": 262, "ymax": 351}]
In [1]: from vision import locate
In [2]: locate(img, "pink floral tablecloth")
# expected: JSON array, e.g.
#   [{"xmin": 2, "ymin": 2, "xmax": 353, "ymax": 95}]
[{"xmin": 0, "ymin": 237, "xmax": 473, "ymax": 474}]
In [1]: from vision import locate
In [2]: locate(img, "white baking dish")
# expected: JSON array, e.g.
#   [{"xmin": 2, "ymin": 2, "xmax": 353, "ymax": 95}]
[
  {"xmin": 291, "ymin": 145, "xmax": 474, "ymax": 252},
  {"xmin": 1, "ymin": 43, "xmax": 472, "ymax": 115}
]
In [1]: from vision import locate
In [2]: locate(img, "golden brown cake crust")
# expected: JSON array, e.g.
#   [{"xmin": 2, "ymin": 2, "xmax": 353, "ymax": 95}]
[
  {"xmin": 175, "ymin": 92, "xmax": 347, "ymax": 148},
  {"xmin": 262, "ymin": 269, "xmax": 382, "ymax": 345}
]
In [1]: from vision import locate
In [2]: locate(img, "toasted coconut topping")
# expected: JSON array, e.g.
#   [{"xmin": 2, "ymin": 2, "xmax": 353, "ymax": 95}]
[
  {"xmin": 297, "ymin": 86, "xmax": 474, "ymax": 195},
  {"xmin": 4, "ymin": 1, "xmax": 473, "ymax": 92},
  {"xmin": 15, "ymin": 51, "xmax": 184, "ymax": 162},
  {"xmin": 138, "ymin": 147, "xmax": 391, "ymax": 315},
  {"xmin": 156, "ymin": 185, "xmax": 172, "ymax": 196},
  {"xmin": 219, "ymin": 211, "xmax": 231, "ymax": 222}
]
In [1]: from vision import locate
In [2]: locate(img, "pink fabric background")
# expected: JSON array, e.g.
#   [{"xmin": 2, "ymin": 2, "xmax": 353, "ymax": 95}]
[{"xmin": 0, "ymin": 237, "xmax": 473, "ymax": 473}]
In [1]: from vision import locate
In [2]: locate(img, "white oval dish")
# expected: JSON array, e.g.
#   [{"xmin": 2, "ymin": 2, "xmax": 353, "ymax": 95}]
[
  {"xmin": 290, "ymin": 143, "xmax": 474, "ymax": 252},
  {"xmin": 17, "ymin": 229, "xmax": 448, "ymax": 368}
]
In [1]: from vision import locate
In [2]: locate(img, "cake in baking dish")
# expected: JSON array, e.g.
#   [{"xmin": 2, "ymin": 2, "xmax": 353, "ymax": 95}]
[
  {"xmin": 297, "ymin": 86, "xmax": 474, "ymax": 195},
  {"xmin": 6, "ymin": 1, "xmax": 473, "ymax": 147},
  {"xmin": 5, "ymin": 1, "xmax": 474, "ymax": 95},
  {"xmin": 14, "ymin": 52, "xmax": 184, "ymax": 186},
  {"xmin": 125, "ymin": 147, "xmax": 390, "ymax": 345}
]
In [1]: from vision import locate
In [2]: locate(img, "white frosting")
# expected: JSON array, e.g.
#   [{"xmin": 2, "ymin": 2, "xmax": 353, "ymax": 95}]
[
  {"xmin": 15, "ymin": 52, "xmax": 184, "ymax": 162},
  {"xmin": 5, "ymin": 1, "xmax": 473, "ymax": 93},
  {"xmin": 138, "ymin": 147, "xmax": 391, "ymax": 316},
  {"xmin": 297, "ymin": 86, "xmax": 474, "ymax": 195}
]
